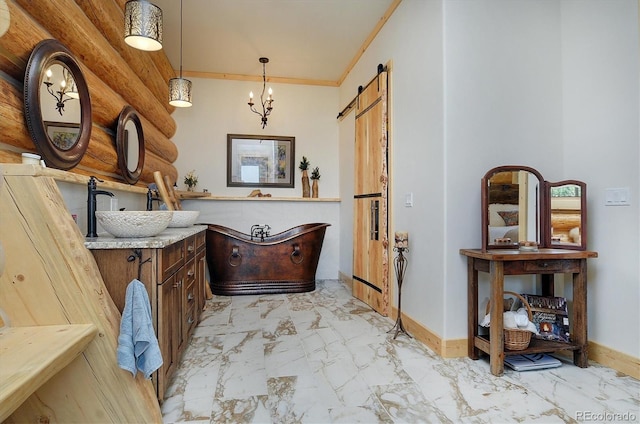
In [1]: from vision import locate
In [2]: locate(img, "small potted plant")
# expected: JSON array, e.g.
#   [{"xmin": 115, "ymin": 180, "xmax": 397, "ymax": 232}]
[
  {"xmin": 299, "ymin": 156, "xmax": 310, "ymax": 198},
  {"xmin": 310, "ymin": 166, "xmax": 320, "ymax": 198},
  {"xmin": 184, "ymin": 170, "xmax": 198, "ymax": 191}
]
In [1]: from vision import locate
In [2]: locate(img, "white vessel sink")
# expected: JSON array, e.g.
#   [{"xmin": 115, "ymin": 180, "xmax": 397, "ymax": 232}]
[
  {"xmin": 95, "ymin": 211, "xmax": 173, "ymax": 238},
  {"xmin": 168, "ymin": 210, "xmax": 200, "ymax": 228}
]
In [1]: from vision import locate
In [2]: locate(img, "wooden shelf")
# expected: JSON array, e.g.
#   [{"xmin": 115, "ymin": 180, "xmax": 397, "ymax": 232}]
[
  {"xmin": 0, "ymin": 324, "xmax": 98, "ymax": 422},
  {"xmin": 475, "ymin": 335, "xmax": 580, "ymax": 356}
]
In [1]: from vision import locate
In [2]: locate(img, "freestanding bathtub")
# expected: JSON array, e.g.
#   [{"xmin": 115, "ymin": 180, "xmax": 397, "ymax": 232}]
[{"xmin": 206, "ymin": 223, "xmax": 330, "ymax": 295}]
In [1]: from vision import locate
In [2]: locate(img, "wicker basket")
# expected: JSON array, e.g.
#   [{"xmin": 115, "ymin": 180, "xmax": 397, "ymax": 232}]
[{"xmin": 486, "ymin": 291, "xmax": 533, "ymax": 351}]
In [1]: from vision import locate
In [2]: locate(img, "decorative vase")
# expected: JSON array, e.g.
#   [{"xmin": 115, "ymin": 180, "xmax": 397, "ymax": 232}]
[
  {"xmin": 302, "ymin": 170, "xmax": 310, "ymax": 198},
  {"xmin": 312, "ymin": 179, "xmax": 319, "ymax": 198}
]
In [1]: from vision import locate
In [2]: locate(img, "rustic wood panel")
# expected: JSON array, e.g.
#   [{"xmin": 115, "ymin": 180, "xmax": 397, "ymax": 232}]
[
  {"xmin": 0, "ymin": 0, "xmax": 180, "ymax": 182},
  {"xmin": 0, "ymin": 169, "xmax": 162, "ymax": 422},
  {"xmin": 10, "ymin": 0, "xmax": 176, "ymax": 138},
  {"xmin": 74, "ymin": 0, "xmax": 174, "ymax": 114}
]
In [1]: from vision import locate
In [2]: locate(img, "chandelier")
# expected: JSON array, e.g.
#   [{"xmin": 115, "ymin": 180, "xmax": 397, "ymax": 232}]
[
  {"xmin": 248, "ymin": 57, "xmax": 274, "ymax": 129},
  {"xmin": 43, "ymin": 67, "xmax": 78, "ymax": 116}
]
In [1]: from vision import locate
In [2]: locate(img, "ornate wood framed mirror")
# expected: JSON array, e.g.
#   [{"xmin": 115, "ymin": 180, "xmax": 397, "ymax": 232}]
[
  {"xmin": 481, "ymin": 165, "xmax": 588, "ymax": 251},
  {"xmin": 544, "ymin": 180, "xmax": 587, "ymax": 250},
  {"xmin": 116, "ymin": 105, "xmax": 145, "ymax": 184},
  {"xmin": 24, "ymin": 39, "xmax": 92, "ymax": 170},
  {"xmin": 481, "ymin": 165, "xmax": 544, "ymax": 251}
]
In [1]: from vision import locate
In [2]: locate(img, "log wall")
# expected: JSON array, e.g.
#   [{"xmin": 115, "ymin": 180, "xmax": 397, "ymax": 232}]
[{"xmin": 0, "ymin": 0, "xmax": 179, "ymax": 184}]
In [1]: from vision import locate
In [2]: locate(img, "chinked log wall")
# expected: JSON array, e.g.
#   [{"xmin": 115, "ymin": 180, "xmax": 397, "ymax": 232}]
[{"xmin": 0, "ymin": 0, "xmax": 179, "ymax": 184}]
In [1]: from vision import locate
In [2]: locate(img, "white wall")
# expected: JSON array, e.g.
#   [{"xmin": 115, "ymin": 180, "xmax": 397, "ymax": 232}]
[
  {"xmin": 559, "ymin": 0, "xmax": 639, "ymax": 356},
  {"xmin": 337, "ymin": 0, "xmax": 639, "ymax": 359},
  {"xmin": 171, "ymin": 78, "xmax": 340, "ymax": 198}
]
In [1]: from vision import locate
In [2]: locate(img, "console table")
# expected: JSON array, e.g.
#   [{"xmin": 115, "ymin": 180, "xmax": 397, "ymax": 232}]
[{"xmin": 460, "ymin": 248, "xmax": 598, "ymax": 376}]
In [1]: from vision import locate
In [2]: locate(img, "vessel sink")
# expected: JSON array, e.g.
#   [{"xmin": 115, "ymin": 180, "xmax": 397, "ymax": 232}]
[
  {"xmin": 95, "ymin": 211, "xmax": 173, "ymax": 238},
  {"xmin": 168, "ymin": 210, "xmax": 200, "ymax": 228}
]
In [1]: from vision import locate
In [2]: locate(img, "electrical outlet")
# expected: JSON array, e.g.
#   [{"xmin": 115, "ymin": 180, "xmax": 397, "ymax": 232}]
[{"xmin": 605, "ymin": 187, "xmax": 630, "ymax": 206}]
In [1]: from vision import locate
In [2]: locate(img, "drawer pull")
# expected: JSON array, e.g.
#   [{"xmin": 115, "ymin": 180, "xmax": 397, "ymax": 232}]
[
  {"xmin": 187, "ymin": 269, "xmax": 195, "ymax": 277},
  {"xmin": 187, "ymin": 245, "xmax": 195, "ymax": 253},
  {"xmin": 187, "ymin": 292, "xmax": 194, "ymax": 301},
  {"xmin": 187, "ymin": 316, "xmax": 194, "ymax": 325},
  {"xmin": 173, "ymin": 279, "xmax": 183, "ymax": 288}
]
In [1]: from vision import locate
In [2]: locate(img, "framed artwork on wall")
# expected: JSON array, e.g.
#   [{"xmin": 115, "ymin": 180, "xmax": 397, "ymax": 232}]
[{"xmin": 227, "ymin": 134, "xmax": 295, "ymax": 188}]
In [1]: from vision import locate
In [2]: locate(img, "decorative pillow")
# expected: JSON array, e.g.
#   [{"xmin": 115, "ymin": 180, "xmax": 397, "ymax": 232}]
[{"xmin": 498, "ymin": 210, "xmax": 519, "ymax": 226}]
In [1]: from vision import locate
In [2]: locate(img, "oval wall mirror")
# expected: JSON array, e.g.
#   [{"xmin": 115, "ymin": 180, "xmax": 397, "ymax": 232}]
[
  {"xmin": 116, "ymin": 105, "xmax": 145, "ymax": 184},
  {"xmin": 24, "ymin": 39, "xmax": 91, "ymax": 170},
  {"xmin": 481, "ymin": 165, "xmax": 544, "ymax": 250},
  {"xmin": 544, "ymin": 180, "xmax": 587, "ymax": 250}
]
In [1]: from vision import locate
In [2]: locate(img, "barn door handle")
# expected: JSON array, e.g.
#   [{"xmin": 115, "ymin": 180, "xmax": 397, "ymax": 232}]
[
  {"xmin": 290, "ymin": 244, "xmax": 304, "ymax": 264},
  {"xmin": 228, "ymin": 246, "xmax": 242, "ymax": 267},
  {"xmin": 370, "ymin": 200, "xmax": 379, "ymax": 240}
]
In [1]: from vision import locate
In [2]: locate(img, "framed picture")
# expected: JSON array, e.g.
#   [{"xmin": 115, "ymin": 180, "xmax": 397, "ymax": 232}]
[
  {"xmin": 227, "ymin": 134, "xmax": 295, "ymax": 188},
  {"xmin": 44, "ymin": 121, "xmax": 81, "ymax": 150}
]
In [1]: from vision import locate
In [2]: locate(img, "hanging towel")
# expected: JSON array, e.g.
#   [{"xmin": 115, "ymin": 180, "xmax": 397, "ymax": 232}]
[{"xmin": 117, "ymin": 279, "xmax": 163, "ymax": 379}]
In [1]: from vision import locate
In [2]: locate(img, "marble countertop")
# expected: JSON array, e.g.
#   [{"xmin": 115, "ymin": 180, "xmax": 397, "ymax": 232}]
[{"xmin": 85, "ymin": 225, "xmax": 207, "ymax": 250}]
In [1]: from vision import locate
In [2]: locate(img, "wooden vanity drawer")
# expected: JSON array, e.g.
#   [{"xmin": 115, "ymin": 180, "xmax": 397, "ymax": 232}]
[
  {"xmin": 522, "ymin": 259, "xmax": 580, "ymax": 273},
  {"xmin": 185, "ymin": 235, "xmax": 197, "ymax": 260},
  {"xmin": 161, "ymin": 240, "xmax": 184, "ymax": 281},
  {"xmin": 195, "ymin": 231, "xmax": 205, "ymax": 251}
]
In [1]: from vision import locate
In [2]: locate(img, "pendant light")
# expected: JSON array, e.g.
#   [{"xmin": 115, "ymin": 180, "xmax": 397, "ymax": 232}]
[
  {"xmin": 169, "ymin": 0, "xmax": 192, "ymax": 107},
  {"xmin": 247, "ymin": 57, "xmax": 274, "ymax": 128},
  {"xmin": 124, "ymin": 0, "xmax": 163, "ymax": 52}
]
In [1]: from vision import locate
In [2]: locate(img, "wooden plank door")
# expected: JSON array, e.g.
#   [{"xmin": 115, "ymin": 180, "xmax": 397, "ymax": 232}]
[{"xmin": 353, "ymin": 71, "xmax": 389, "ymax": 316}]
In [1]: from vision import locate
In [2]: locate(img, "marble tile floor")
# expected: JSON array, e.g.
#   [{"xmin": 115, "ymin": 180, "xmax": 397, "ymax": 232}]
[{"xmin": 161, "ymin": 280, "xmax": 639, "ymax": 423}]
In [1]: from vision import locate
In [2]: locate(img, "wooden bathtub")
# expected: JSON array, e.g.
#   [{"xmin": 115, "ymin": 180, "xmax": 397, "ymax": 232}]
[{"xmin": 205, "ymin": 223, "xmax": 330, "ymax": 295}]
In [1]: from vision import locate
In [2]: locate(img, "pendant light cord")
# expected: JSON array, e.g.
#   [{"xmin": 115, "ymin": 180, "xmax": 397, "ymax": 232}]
[{"xmin": 179, "ymin": 0, "xmax": 183, "ymax": 78}]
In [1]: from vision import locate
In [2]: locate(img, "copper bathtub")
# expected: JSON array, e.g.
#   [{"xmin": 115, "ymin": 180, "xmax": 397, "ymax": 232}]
[{"xmin": 206, "ymin": 223, "xmax": 330, "ymax": 295}]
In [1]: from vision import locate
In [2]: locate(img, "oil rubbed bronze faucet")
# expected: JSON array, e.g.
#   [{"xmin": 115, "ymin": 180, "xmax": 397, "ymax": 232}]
[{"xmin": 86, "ymin": 176, "xmax": 114, "ymax": 237}]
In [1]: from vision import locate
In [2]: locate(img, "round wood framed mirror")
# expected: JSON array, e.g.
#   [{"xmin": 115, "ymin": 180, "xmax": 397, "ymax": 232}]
[
  {"xmin": 116, "ymin": 105, "xmax": 145, "ymax": 184},
  {"xmin": 23, "ymin": 39, "xmax": 92, "ymax": 170}
]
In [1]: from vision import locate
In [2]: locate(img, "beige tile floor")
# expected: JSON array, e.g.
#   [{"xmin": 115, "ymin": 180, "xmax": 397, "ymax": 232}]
[{"xmin": 161, "ymin": 280, "xmax": 639, "ymax": 423}]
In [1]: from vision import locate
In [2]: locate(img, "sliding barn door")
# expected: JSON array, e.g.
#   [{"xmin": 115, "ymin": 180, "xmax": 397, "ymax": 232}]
[{"xmin": 353, "ymin": 71, "xmax": 389, "ymax": 316}]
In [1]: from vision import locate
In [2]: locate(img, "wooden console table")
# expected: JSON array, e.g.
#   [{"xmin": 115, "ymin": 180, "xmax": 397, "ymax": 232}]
[{"xmin": 460, "ymin": 248, "xmax": 598, "ymax": 376}]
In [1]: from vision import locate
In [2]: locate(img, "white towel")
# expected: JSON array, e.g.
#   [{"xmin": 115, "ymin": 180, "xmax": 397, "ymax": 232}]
[{"xmin": 117, "ymin": 279, "xmax": 163, "ymax": 379}]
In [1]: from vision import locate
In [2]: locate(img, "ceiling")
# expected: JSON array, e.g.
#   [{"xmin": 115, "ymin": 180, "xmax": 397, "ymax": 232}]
[{"xmin": 152, "ymin": 0, "xmax": 397, "ymax": 86}]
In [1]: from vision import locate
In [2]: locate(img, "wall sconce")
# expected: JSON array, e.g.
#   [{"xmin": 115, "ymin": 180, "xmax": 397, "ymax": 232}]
[
  {"xmin": 124, "ymin": 0, "xmax": 163, "ymax": 52},
  {"xmin": 248, "ymin": 57, "xmax": 274, "ymax": 129},
  {"xmin": 43, "ymin": 67, "xmax": 77, "ymax": 115},
  {"xmin": 168, "ymin": 0, "xmax": 192, "ymax": 107}
]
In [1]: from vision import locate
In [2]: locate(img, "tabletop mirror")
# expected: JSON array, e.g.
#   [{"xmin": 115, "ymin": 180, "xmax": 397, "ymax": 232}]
[
  {"xmin": 24, "ymin": 39, "xmax": 92, "ymax": 170},
  {"xmin": 481, "ymin": 165, "xmax": 587, "ymax": 251},
  {"xmin": 482, "ymin": 165, "xmax": 544, "ymax": 250},
  {"xmin": 544, "ymin": 180, "xmax": 587, "ymax": 251},
  {"xmin": 116, "ymin": 105, "xmax": 145, "ymax": 184}
]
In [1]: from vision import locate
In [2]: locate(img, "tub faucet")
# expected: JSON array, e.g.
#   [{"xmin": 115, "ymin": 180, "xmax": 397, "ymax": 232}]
[{"xmin": 87, "ymin": 176, "xmax": 114, "ymax": 237}]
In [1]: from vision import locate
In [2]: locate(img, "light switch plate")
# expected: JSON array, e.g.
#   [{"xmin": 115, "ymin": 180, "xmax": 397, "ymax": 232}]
[
  {"xmin": 405, "ymin": 192, "xmax": 413, "ymax": 207},
  {"xmin": 605, "ymin": 187, "xmax": 630, "ymax": 206}
]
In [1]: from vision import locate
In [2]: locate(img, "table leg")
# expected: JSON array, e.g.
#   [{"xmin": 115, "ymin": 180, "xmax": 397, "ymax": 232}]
[
  {"xmin": 489, "ymin": 260, "xmax": 505, "ymax": 376},
  {"xmin": 572, "ymin": 259, "xmax": 589, "ymax": 367},
  {"xmin": 467, "ymin": 257, "xmax": 479, "ymax": 359}
]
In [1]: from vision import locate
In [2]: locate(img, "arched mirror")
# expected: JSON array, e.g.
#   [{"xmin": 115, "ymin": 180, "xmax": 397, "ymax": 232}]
[
  {"xmin": 481, "ymin": 165, "xmax": 544, "ymax": 250},
  {"xmin": 116, "ymin": 105, "xmax": 145, "ymax": 184},
  {"xmin": 24, "ymin": 39, "xmax": 91, "ymax": 170},
  {"xmin": 544, "ymin": 180, "xmax": 587, "ymax": 250}
]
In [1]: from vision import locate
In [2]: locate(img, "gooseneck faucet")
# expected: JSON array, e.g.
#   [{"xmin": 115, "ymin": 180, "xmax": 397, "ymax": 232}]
[
  {"xmin": 87, "ymin": 176, "xmax": 114, "ymax": 237},
  {"xmin": 146, "ymin": 187, "xmax": 162, "ymax": 211}
]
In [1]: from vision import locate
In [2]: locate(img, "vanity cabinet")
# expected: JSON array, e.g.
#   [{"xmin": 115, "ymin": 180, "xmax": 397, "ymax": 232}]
[{"xmin": 88, "ymin": 227, "xmax": 207, "ymax": 400}]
